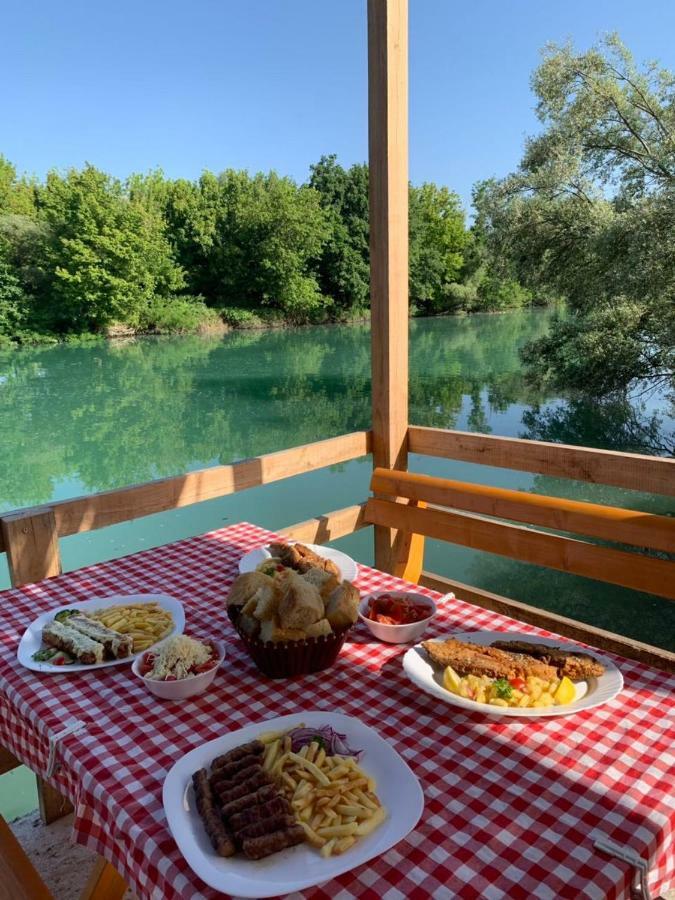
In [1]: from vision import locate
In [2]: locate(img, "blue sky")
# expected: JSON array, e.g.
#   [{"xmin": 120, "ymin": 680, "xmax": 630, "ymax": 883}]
[{"xmin": 3, "ymin": 0, "xmax": 675, "ymax": 212}]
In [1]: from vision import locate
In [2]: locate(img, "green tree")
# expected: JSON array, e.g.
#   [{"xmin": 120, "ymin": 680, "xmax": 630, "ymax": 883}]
[
  {"xmin": 408, "ymin": 183, "xmax": 466, "ymax": 313},
  {"xmin": 309, "ymin": 155, "xmax": 370, "ymax": 314},
  {"xmin": 201, "ymin": 170, "xmax": 329, "ymax": 318},
  {"xmin": 39, "ymin": 165, "xmax": 185, "ymax": 331},
  {"xmin": 476, "ymin": 35, "xmax": 675, "ymax": 397}
]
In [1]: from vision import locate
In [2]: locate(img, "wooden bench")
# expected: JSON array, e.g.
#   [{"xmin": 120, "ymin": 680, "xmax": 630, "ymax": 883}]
[{"xmin": 361, "ymin": 467, "xmax": 675, "ymax": 667}]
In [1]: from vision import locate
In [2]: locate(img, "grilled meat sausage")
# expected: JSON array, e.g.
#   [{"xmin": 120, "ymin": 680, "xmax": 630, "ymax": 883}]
[
  {"xmin": 228, "ymin": 795, "xmax": 291, "ymax": 833},
  {"xmin": 211, "ymin": 741, "xmax": 264, "ymax": 771},
  {"xmin": 236, "ymin": 813, "xmax": 296, "ymax": 841},
  {"xmin": 191, "ymin": 769, "xmax": 235, "ymax": 857},
  {"xmin": 220, "ymin": 783, "xmax": 278, "ymax": 819},
  {"xmin": 242, "ymin": 824, "xmax": 306, "ymax": 860}
]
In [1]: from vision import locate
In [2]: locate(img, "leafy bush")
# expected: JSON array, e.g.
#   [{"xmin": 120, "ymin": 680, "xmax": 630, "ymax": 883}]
[{"xmin": 140, "ymin": 296, "xmax": 220, "ymax": 334}]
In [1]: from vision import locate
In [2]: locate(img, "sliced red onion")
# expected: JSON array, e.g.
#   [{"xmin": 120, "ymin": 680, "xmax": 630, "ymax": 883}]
[{"xmin": 288, "ymin": 725, "xmax": 362, "ymax": 759}]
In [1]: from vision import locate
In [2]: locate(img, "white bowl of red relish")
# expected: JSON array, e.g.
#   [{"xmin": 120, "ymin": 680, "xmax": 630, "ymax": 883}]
[{"xmin": 359, "ymin": 591, "xmax": 436, "ymax": 644}]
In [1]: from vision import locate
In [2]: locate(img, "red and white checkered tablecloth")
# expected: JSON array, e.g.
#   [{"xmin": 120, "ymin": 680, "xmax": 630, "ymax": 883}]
[{"xmin": 0, "ymin": 522, "xmax": 673, "ymax": 900}]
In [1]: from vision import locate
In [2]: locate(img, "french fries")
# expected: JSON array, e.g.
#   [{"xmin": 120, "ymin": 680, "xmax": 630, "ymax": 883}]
[
  {"xmin": 88, "ymin": 603, "xmax": 173, "ymax": 652},
  {"xmin": 262, "ymin": 737, "xmax": 386, "ymax": 858}
]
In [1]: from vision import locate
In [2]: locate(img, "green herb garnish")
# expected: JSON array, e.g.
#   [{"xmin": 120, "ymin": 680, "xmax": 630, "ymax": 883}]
[
  {"xmin": 494, "ymin": 678, "xmax": 513, "ymax": 700},
  {"xmin": 54, "ymin": 609, "xmax": 78, "ymax": 622}
]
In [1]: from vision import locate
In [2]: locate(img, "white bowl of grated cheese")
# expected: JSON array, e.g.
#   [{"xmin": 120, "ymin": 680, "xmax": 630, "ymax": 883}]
[{"xmin": 132, "ymin": 635, "xmax": 225, "ymax": 700}]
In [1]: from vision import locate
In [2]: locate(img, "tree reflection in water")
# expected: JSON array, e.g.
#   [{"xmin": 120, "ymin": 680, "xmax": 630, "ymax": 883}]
[{"xmin": 0, "ymin": 309, "xmax": 672, "ymax": 647}]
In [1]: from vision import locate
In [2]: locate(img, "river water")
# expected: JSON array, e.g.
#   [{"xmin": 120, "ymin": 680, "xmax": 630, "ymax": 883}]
[{"xmin": 1, "ymin": 309, "xmax": 673, "ymax": 650}]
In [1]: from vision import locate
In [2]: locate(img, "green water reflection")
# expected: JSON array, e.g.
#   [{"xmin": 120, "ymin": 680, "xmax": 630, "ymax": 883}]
[{"xmin": 0, "ymin": 309, "xmax": 673, "ymax": 648}]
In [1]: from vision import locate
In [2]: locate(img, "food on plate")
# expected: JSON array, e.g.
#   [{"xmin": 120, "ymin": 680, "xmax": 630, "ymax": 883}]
[
  {"xmin": 31, "ymin": 647, "xmax": 74, "ymax": 665},
  {"xmin": 364, "ymin": 594, "xmax": 433, "ymax": 625},
  {"xmin": 193, "ymin": 725, "xmax": 385, "ymax": 862},
  {"xmin": 87, "ymin": 602, "xmax": 174, "ymax": 652},
  {"xmin": 268, "ymin": 542, "xmax": 341, "ymax": 578},
  {"xmin": 59, "ymin": 612, "xmax": 133, "ymax": 658},
  {"xmin": 192, "ymin": 769, "xmax": 236, "ymax": 857},
  {"xmin": 261, "ymin": 724, "xmax": 386, "ymax": 858},
  {"xmin": 193, "ymin": 740, "xmax": 306, "ymax": 861},
  {"xmin": 489, "ymin": 640, "xmax": 605, "ymax": 679},
  {"xmin": 138, "ymin": 635, "xmax": 218, "ymax": 681},
  {"xmin": 41, "ymin": 620, "xmax": 104, "ymax": 665},
  {"xmin": 442, "ymin": 665, "xmax": 577, "ymax": 709},
  {"xmin": 423, "ymin": 636, "xmax": 605, "ymax": 709},
  {"xmin": 421, "ymin": 638, "xmax": 558, "ymax": 680},
  {"xmin": 226, "ymin": 546, "xmax": 359, "ymax": 644}
]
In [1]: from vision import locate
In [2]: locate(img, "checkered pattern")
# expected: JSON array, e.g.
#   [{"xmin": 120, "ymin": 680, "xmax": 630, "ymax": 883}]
[{"xmin": 0, "ymin": 522, "xmax": 673, "ymax": 900}]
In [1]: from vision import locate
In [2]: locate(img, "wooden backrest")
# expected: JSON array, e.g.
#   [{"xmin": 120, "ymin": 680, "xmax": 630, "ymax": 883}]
[
  {"xmin": 365, "ymin": 467, "xmax": 675, "ymax": 600},
  {"xmin": 0, "ymin": 815, "xmax": 52, "ymax": 900}
]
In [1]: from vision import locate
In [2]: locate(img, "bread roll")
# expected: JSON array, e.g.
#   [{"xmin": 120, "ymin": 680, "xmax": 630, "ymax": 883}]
[
  {"xmin": 302, "ymin": 567, "xmax": 340, "ymax": 598},
  {"xmin": 259, "ymin": 619, "xmax": 307, "ymax": 643},
  {"xmin": 325, "ymin": 582, "xmax": 359, "ymax": 630},
  {"xmin": 226, "ymin": 572, "xmax": 275, "ymax": 608},
  {"xmin": 277, "ymin": 572, "xmax": 323, "ymax": 630},
  {"xmin": 304, "ymin": 618, "xmax": 333, "ymax": 638}
]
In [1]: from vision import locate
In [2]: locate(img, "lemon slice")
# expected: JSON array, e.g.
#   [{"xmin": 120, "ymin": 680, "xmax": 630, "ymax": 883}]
[
  {"xmin": 554, "ymin": 675, "xmax": 576, "ymax": 705},
  {"xmin": 443, "ymin": 665, "xmax": 462, "ymax": 694}
]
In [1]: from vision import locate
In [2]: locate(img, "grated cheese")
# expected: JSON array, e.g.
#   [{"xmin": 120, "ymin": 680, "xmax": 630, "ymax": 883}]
[{"xmin": 148, "ymin": 635, "xmax": 211, "ymax": 680}]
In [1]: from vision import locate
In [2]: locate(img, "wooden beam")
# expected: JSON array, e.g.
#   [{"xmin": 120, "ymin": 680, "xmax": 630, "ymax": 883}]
[
  {"xmin": 0, "ymin": 431, "xmax": 371, "ymax": 553},
  {"xmin": 408, "ymin": 426, "xmax": 675, "ymax": 496},
  {"xmin": 0, "ymin": 815, "xmax": 52, "ymax": 900},
  {"xmin": 36, "ymin": 777, "xmax": 73, "ymax": 826},
  {"xmin": 368, "ymin": 0, "xmax": 409, "ymax": 572},
  {"xmin": 1, "ymin": 509, "xmax": 62, "ymax": 588},
  {"xmin": 79, "ymin": 857, "xmax": 126, "ymax": 900},
  {"xmin": 0, "ymin": 747, "xmax": 19, "ymax": 777},
  {"xmin": 371, "ymin": 467, "xmax": 675, "ymax": 552},
  {"xmin": 364, "ymin": 498, "xmax": 675, "ymax": 599},
  {"xmin": 419, "ymin": 571, "xmax": 675, "ymax": 674},
  {"xmin": 279, "ymin": 504, "xmax": 369, "ymax": 544}
]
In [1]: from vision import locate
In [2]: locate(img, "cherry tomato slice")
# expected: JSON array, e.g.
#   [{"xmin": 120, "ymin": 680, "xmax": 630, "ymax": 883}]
[{"xmin": 509, "ymin": 677, "xmax": 527, "ymax": 691}]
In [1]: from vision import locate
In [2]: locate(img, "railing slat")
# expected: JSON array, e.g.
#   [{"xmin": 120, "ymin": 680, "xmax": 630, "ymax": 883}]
[
  {"xmin": 0, "ymin": 431, "xmax": 371, "ymax": 551},
  {"xmin": 419, "ymin": 571, "xmax": 675, "ymax": 673},
  {"xmin": 371, "ymin": 467, "xmax": 675, "ymax": 552},
  {"xmin": 365, "ymin": 498, "xmax": 675, "ymax": 599},
  {"xmin": 408, "ymin": 426, "xmax": 675, "ymax": 496},
  {"xmin": 279, "ymin": 504, "xmax": 369, "ymax": 544}
]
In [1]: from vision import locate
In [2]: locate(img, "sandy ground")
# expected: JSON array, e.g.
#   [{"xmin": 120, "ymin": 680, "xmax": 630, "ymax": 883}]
[{"xmin": 9, "ymin": 811, "xmax": 136, "ymax": 899}]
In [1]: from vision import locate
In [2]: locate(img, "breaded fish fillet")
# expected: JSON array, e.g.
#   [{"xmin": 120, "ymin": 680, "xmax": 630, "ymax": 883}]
[
  {"xmin": 490, "ymin": 641, "xmax": 605, "ymax": 679},
  {"xmin": 421, "ymin": 639, "xmax": 557, "ymax": 680}
]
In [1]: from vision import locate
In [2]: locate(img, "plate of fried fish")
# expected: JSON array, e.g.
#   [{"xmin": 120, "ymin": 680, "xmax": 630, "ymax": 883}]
[
  {"xmin": 17, "ymin": 593, "xmax": 184, "ymax": 673},
  {"xmin": 162, "ymin": 711, "xmax": 423, "ymax": 897},
  {"xmin": 239, "ymin": 541, "xmax": 359, "ymax": 584},
  {"xmin": 403, "ymin": 631, "xmax": 622, "ymax": 717}
]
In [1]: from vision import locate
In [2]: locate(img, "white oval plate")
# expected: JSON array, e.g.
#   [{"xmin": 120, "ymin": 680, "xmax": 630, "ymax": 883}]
[
  {"xmin": 17, "ymin": 593, "xmax": 185, "ymax": 674},
  {"xmin": 403, "ymin": 631, "xmax": 623, "ymax": 718},
  {"xmin": 163, "ymin": 710, "xmax": 424, "ymax": 898},
  {"xmin": 238, "ymin": 542, "xmax": 359, "ymax": 583}
]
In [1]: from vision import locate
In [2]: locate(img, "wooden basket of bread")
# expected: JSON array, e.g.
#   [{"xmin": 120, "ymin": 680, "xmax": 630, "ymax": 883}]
[{"xmin": 226, "ymin": 542, "xmax": 359, "ymax": 678}]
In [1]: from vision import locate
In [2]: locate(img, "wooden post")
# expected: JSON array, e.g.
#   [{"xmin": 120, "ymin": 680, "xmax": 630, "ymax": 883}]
[
  {"xmin": 368, "ymin": 0, "xmax": 411, "ymax": 573},
  {"xmin": 0, "ymin": 509, "xmax": 62, "ymax": 587}
]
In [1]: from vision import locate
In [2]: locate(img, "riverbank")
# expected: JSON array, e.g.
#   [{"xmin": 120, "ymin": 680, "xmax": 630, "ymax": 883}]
[{"xmin": 0, "ymin": 301, "xmax": 549, "ymax": 350}]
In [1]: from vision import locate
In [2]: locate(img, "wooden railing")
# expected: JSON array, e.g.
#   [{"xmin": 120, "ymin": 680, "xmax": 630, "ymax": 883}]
[
  {"xmin": 1, "ymin": 426, "xmax": 673, "ymax": 674},
  {"xmin": 0, "ymin": 431, "xmax": 372, "ymax": 586}
]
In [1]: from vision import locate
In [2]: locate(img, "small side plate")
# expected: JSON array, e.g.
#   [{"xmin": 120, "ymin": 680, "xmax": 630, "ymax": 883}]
[
  {"xmin": 403, "ymin": 631, "xmax": 623, "ymax": 717},
  {"xmin": 17, "ymin": 593, "xmax": 185, "ymax": 674},
  {"xmin": 162, "ymin": 711, "xmax": 424, "ymax": 898},
  {"xmin": 238, "ymin": 542, "xmax": 359, "ymax": 582}
]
